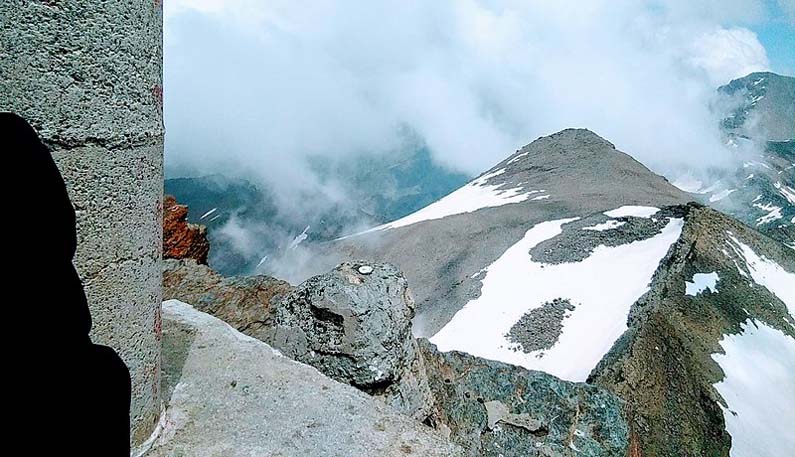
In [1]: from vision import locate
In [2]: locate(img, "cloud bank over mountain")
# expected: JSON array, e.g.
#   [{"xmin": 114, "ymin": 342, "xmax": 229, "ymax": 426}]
[{"xmin": 163, "ymin": 0, "xmax": 774, "ymax": 200}]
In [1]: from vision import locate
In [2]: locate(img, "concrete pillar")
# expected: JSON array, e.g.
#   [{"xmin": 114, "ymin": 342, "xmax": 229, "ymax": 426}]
[{"xmin": 1, "ymin": 1, "xmax": 164, "ymax": 447}]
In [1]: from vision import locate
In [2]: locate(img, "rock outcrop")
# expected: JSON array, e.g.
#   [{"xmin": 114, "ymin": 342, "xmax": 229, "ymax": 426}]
[
  {"xmin": 419, "ymin": 341, "xmax": 630, "ymax": 456},
  {"xmin": 163, "ymin": 195, "xmax": 210, "ymax": 264},
  {"xmin": 146, "ymin": 300, "xmax": 464, "ymax": 457},
  {"xmin": 265, "ymin": 261, "xmax": 434, "ymax": 420},
  {"xmin": 590, "ymin": 204, "xmax": 795, "ymax": 456},
  {"xmin": 162, "ymin": 259, "xmax": 291, "ymax": 341}
]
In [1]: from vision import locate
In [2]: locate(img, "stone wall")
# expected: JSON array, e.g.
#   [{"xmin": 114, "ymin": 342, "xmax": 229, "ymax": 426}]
[{"xmin": 0, "ymin": 1, "xmax": 164, "ymax": 447}]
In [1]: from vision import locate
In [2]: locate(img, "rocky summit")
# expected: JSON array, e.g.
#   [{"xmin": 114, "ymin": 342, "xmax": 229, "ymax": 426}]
[{"xmin": 325, "ymin": 128, "xmax": 692, "ymax": 337}]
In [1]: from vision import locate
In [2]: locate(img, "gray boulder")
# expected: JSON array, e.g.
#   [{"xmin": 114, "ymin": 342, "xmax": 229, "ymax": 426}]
[
  {"xmin": 265, "ymin": 261, "xmax": 434, "ymax": 420},
  {"xmin": 419, "ymin": 340, "xmax": 630, "ymax": 457}
]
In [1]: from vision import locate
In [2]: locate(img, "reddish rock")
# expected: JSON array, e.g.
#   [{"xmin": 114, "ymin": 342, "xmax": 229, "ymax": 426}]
[{"xmin": 163, "ymin": 195, "xmax": 210, "ymax": 264}]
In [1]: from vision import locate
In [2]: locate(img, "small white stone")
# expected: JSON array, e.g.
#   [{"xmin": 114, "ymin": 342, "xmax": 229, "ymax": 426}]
[{"xmin": 358, "ymin": 265, "xmax": 374, "ymax": 275}]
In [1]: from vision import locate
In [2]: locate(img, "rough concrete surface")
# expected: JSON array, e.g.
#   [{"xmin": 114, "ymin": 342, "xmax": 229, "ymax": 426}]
[
  {"xmin": 148, "ymin": 300, "xmax": 463, "ymax": 457},
  {"xmin": 1, "ymin": 1, "xmax": 164, "ymax": 445}
]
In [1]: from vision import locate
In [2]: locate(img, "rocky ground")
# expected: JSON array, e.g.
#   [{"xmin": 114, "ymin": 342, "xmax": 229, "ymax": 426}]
[{"xmin": 591, "ymin": 203, "xmax": 795, "ymax": 456}]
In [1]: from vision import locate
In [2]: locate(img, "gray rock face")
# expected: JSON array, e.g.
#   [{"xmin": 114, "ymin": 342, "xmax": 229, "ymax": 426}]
[
  {"xmin": 266, "ymin": 261, "xmax": 434, "ymax": 420},
  {"xmin": 146, "ymin": 300, "xmax": 463, "ymax": 457},
  {"xmin": 418, "ymin": 340, "xmax": 630, "ymax": 456}
]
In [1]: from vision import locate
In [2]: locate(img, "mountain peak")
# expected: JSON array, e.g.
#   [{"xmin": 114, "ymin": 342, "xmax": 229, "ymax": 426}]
[
  {"xmin": 504, "ymin": 128, "xmax": 616, "ymax": 165},
  {"xmin": 718, "ymin": 71, "xmax": 795, "ymax": 141}
]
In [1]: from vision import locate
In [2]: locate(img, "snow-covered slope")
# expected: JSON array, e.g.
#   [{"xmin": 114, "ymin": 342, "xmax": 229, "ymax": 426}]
[
  {"xmin": 712, "ymin": 320, "xmax": 795, "ymax": 457},
  {"xmin": 431, "ymin": 211, "xmax": 683, "ymax": 382}
]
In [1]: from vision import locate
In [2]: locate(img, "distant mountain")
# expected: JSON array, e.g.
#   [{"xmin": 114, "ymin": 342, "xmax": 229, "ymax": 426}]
[
  {"xmin": 165, "ymin": 149, "xmax": 468, "ymax": 276},
  {"xmin": 308, "ymin": 147, "xmax": 470, "ymax": 224},
  {"xmin": 718, "ymin": 71, "xmax": 795, "ymax": 141},
  {"xmin": 682, "ymin": 72, "xmax": 795, "ymax": 248},
  {"xmin": 319, "ymin": 129, "xmax": 795, "ymax": 456},
  {"xmin": 699, "ymin": 139, "xmax": 795, "ymax": 248}
]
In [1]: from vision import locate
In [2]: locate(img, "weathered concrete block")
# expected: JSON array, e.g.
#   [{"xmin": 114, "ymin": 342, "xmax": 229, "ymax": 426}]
[{"xmin": 1, "ymin": 1, "xmax": 164, "ymax": 446}]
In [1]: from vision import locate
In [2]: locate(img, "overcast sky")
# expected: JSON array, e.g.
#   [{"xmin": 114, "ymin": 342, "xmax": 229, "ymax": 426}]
[{"xmin": 163, "ymin": 0, "xmax": 794, "ymax": 202}]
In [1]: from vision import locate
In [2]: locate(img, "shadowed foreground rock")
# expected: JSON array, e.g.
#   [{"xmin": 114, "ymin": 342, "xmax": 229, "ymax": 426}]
[
  {"xmin": 163, "ymin": 195, "xmax": 211, "ymax": 264},
  {"xmin": 265, "ymin": 261, "xmax": 434, "ymax": 420},
  {"xmin": 419, "ymin": 340, "xmax": 630, "ymax": 456},
  {"xmin": 162, "ymin": 259, "xmax": 292, "ymax": 341},
  {"xmin": 146, "ymin": 300, "xmax": 463, "ymax": 457}
]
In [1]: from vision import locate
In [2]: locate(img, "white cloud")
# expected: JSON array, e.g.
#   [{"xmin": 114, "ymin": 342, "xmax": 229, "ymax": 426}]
[
  {"xmin": 688, "ymin": 27, "xmax": 771, "ymax": 85},
  {"xmin": 163, "ymin": 0, "xmax": 775, "ymax": 202}
]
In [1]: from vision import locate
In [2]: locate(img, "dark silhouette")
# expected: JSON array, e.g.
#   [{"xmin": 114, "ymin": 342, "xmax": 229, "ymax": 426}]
[{"xmin": 5, "ymin": 112, "xmax": 131, "ymax": 455}]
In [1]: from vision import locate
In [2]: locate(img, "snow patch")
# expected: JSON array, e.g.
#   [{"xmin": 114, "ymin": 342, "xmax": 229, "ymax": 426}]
[
  {"xmin": 712, "ymin": 320, "xmax": 795, "ymax": 457},
  {"xmin": 710, "ymin": 189, "xmax": 737, "ymax": 203},
  {"xmin": 773, "ymin": 182, "xmax": 795, "ymax": 205},
  {"xmin": 340, "ymin": 169, "xmax": 534, "ymax": 236},
  {"xmin": 431, "ymin": 216, "xmax": 684, "ymax": 382},
  {"xmin": 685, "ymin": 272, "xmax": 719, "ymax": 296},
  {"xmin": 506, "ymin": 151, "xmax": 529, "ymax": 165},
  {"xmin": 603, "ymin": 206, "xmax": 660, "ymax": 218},
  {"xmin": 288, "ymin": 226, "xmax": 310, "ymax": 250},
  {"xmin": 752, "ymin": 202, "xmax": 782, "ymax": 225},
  {"xmin": 582, "ymin": 220, "xmax": 626, "ymax": 232},
  {"xmin": 727, "ymin": 234, "xmax": 795, "ymax": 315},
  {"xmin": 200, "ymin": 207, "xmax": 217, "ymax": 219}
]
